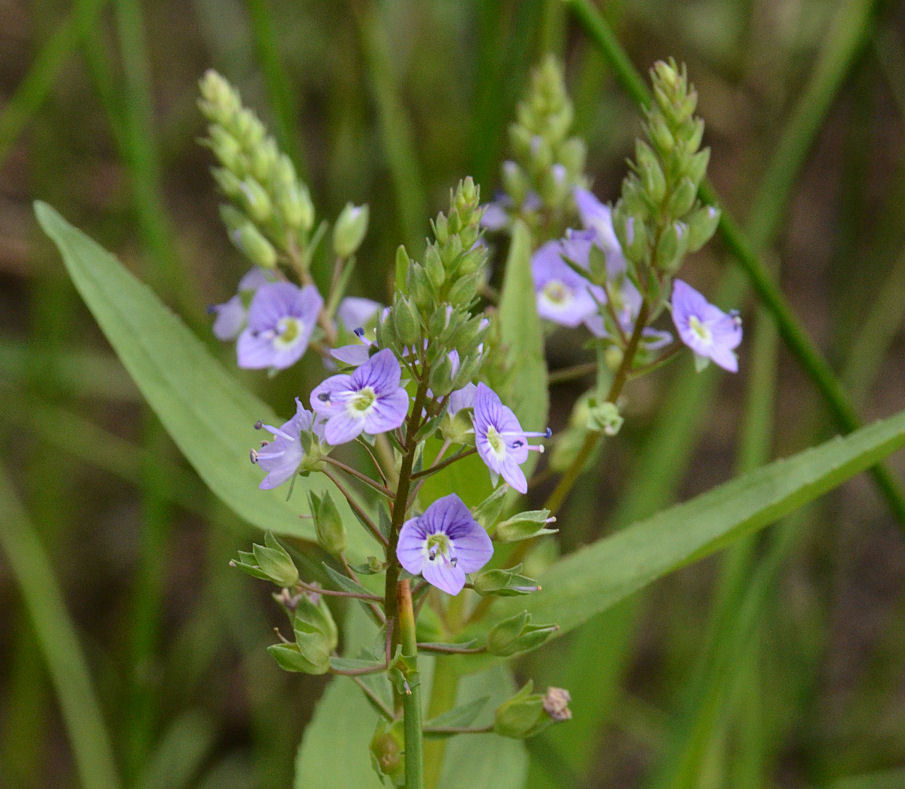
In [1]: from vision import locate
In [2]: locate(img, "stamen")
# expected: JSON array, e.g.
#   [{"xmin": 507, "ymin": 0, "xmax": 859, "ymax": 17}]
[{"xmin": 249, "ymin": 449, "xmax": 258, "ymax": 464}]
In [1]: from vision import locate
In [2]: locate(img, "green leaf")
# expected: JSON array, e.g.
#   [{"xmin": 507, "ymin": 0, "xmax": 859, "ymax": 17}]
[
  {"xmin": 35, "ymin": 201, "xmax": 373, "ymax": 558},
  {"xmin": 423, "ymin": 696, "xmax": 488, "ymax": 735},
  {"xmin": 497, "ymin": 219, "xmax": 548, "ymax": 435},
  {"xmin": 470, "ymin": 407, "xmax": 905, "ymax": 643}
]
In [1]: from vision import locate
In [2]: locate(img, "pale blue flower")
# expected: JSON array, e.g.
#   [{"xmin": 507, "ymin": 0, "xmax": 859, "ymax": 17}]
[
  {"xmin": 251, "ymin": 398, "xmax": 316, "ymax": 489},
  {"xmin": 671, "ymin": 279, "xmax": 742, "ymax": 372},
  {"xmin": 396, "ymin": 494, "xmax": 493, "ymax": 595}
]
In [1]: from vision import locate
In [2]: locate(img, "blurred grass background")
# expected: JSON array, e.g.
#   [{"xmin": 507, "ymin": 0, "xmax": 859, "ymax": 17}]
[{"xmin": 2, "ymin": 0, "xmax": 905, "ymax": 786}]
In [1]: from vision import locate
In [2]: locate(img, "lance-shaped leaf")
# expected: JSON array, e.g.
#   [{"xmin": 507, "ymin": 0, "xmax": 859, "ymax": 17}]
[
  {"xmin": 35, "ymin": 202, "xmax": 373, "ymax": 558},
  {"xmin": 467, "ymin": 407, "xmax": 905, "ymax": 645}
]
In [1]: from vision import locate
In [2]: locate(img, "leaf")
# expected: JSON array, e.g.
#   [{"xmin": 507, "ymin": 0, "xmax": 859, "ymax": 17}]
[
  {"xmin": 328, "ymin": 657, "xmax": 386, "ymax": 673},
  {"xmin": 423, "ymin": 696, "xmax": 488, "ymax": 736},
  {"xmin": 468, "ymin": 407, "xmax": 905, "ymax": 644},
  {"xmin": 497, "ymin": 219, "xmax": 548, "ymax": 436},
  {"xmin": 438, "ymin": 665, "xmax": 528, "ymax": 788},
  {"xmin": 35, "ymin": 202, "xmax": 374, "ymax": 558}
]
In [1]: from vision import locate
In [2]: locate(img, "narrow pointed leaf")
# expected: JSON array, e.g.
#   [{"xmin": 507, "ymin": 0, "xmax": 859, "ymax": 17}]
[
  {"xmin": 470, "ymin": 408, "xmax": 905, "ymax": 642},
  {"xmin": 35, "ymin": 201, "xmax": 372, "ymax": 557}
]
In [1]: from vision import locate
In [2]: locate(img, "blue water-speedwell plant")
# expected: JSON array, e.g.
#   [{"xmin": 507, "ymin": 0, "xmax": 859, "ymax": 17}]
[
  {"xmin": 203, "ymin": 57, "xmax": 736, "ymax": 786},
  {"xmin": 38, "ymin": 49, "xmax": 905, "ymax": 788}
]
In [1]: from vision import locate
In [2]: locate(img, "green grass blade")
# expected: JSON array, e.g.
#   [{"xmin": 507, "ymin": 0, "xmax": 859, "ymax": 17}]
[
  {"xmin": 0, "ymin": 465, "xmax": 121, "ymax": 789},
  {"xmin": 0, "ymin": 0, "xmax": 110, "ymax": 166},
  {"xmin": 34, "ymin": 201, "xmax": 373, "ymax": 558}
]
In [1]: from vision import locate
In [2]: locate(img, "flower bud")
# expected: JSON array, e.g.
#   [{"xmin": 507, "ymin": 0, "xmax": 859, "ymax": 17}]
[
  {"xmin": 240, "ymin": 532, "xmax": 299, "ymax": 587},
  {"xmin": 685, "ymin": 204, "xmax": 721, "ymax": 252},
  {"xmin": 666, "ymin": 177, "xmax": 698, "ymax": 218},
  {"xmin": 332, "ymin": 203, "xmax": 369, "ymax": 258},
  {"xmin": 655, "ymin": 220, "xmax": 689, "ymax": 274},
  {"xmin": 557, "ymin": 137, "xmax": 586, "ymax": 176},
  {"xmin": 493, "ymin": 681, "xmax": 551, "ymax": 739},
  {"xmin": 472, "ymin": 565, "xmax": 541, "ymax": 596},
  {"xmin": 239, "ymin": 177, "xmax": 273, "ymax": 224},
  {"xmin": 393, "ymin": 296, "xmax": 422, "ymax": 347},
  {"xmin": 250, "ymin": 138, "xmax": 279, "ymax": 183},
  {"xmin": 586, "ymin": 401, "xmax": 623, "ymax": 436},
  {"xmin": 501, "ymin": 160, "xmax": 529, "ymax": 205},
  {"xmin": 446, "ymin": 270, "xmax": 480, "ymax": 306},
  {"xmin": 276, "ymin": 182, "xmax": 314, "ymax": 232},
  {"xmin": 647, "ymin": 114, "xmax": 674, "ymax": 154},
  {"xmin": 406, "ymin": 265, "xmax": 435, "ymax": 312},
  {"xmin": 266, "ymin": 641, "xmax": 329, "ymax": 674},
  {"xmin": 427, "ymin": 353, "xmax": 456, "ymax": 397},
  {"xmin": 395, "ymin": 245, "xmax": 411, "ymax": 293},
  {"xmin": 683, "ymin": 148, "xmax": 711, "ymax": 189},
  {"xmin": 486, "ymin": 611, "xmax": 558, "ymax": 656},
  {"xmin": 211, "ymin": 167, "xmax": 244, "ymax": 200},
  {"xmin": 424, "ymin": 245, "xmax": 445, "ymax": 288},
  {"xmin": 231, "ymin": 221, "xmax": 278, "ymax": 268},
  {"xmin": 307, "ymin": 491, "xmax": 346, "ymax": 556},
  {"xmin": 206, "ymin": 127, "xmax": 245, "ymax": 174},
  {"xmin": 612, "ymin": 208, "xmax": 648, "ymax": 265},
  {"xmin": 370, "ymin": 720, "xmax": 405, "ymax": 784},
  {"xmin": 495, "ymin": 510, "xmax": 558, "ymax": 543},
  {"xmin": 294, "ymin": 593, "xmax": 338, "ymax": 652}
]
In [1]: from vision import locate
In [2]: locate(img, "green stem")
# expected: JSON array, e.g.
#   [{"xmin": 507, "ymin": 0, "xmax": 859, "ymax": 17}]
[
  {"xmin": 397, "ymin": 580, "xmax": 424, "ymax": 789},
  {"xmin": 544, "ymin": 301, "xmax": 650, "ymax": 514}
]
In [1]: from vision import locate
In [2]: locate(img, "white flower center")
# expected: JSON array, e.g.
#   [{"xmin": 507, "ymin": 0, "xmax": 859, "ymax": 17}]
[
  {"xmin": 346, "ymin": 385, "xmax": 377, "ymax": 417},
  {"xmin": 485, "ymin": 425, "xmax": 507, "ymax": 459},
  {"xmin": 425, "ymin": 532, "xmax": 454, "ymax": 565},
  {"xmin": 688, "ymin": 315, "xmax": 712, "ymax": 344},
  {"xmin": 274, "ymin": 317, "xmax": 303, "ymax": 349},
  {"xmin": 541, "ymin": 280, "xmax": 572, "ymax": 306}
]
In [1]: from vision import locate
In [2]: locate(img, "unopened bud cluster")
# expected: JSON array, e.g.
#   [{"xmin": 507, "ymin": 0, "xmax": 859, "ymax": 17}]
[
  {"xmin": 486, "ymin": 55, "xmax": 588, "ymax": 239},
  {"xmin": 611, "ymin": 59, "xmax": 720, "ymax": 288}
]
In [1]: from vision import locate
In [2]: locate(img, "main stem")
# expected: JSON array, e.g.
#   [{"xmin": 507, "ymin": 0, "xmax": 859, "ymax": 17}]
[
  {"xmin": 384, "ymin": 372, "xmax": 431, "ymax": 788},
  {"xmin": 397, "ymin": 580, "xmax": 423, "ymax": 789}
]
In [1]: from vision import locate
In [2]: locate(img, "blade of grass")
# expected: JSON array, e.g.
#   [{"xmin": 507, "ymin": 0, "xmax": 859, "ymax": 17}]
[
  {"xmin": 353, "ymin": 0, "xmax": 426, "ymax": 248},
  {"xmin": 0, "ymin": 465, "xmax": 121, "ymax": 789},
  {"xmin": 244, "ymin": 0, "xmax": 308, "ymax": 178},
  {"xmin": 0, "ymin": 0, "xmax": 110, "ymax": 166}
]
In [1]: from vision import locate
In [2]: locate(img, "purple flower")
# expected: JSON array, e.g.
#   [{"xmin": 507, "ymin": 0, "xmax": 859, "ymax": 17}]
[
  {"xmin": 337, "ymin": 297, "xmax": 382, "ymax": 332},
  {"xmin": 250, "ymin": 398, "xmax": 315, "ymax": 489},
  {"xmin": 574, "ymin": 188, "xmax": 627, "ymax": 276},
  {"xmin": 310, "ymin": 348, "xmax": 409, "ymax": 445},
  {"xmin": 472, "ymin": 383, "xmax": 549, "ymax": 494},
  {"xmin": 396, "ymin": 494, "xmax": 493, "ymax": 595},
  {"xmin": 531, "ymin": 239, "xmax": 604, "ymax": 327},
  {"xmin": 671, "ymin": 279, "xmax": 742, "ymax": 372},
  {"xmin": 209, "ymin": 267, "xmax": 276, "ymax": 341},
  {"xmin": 237, "ymin": 282, "xmax": 323, "ymax": 370}
]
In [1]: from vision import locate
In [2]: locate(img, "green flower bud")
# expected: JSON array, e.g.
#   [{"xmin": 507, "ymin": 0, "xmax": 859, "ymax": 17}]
[
  {"xmin": 472, "ymin": 565, "xmax": 541, "ymax": 596},
  {"xmin": 266, "ymin": 641, "xmax": 328, "ymax": 674},
  {"xmin": 276, "ymin": 182, "xmax": 314, "ymax": 232},
  {"xmin": 495, "ymin": 510, "xmax": 558, "ymax": 543},
  {"xmin": 211, "ymin": 167, "xmax": 244, "ymax": 200},
  {"xmin": 206, "ymin": 127, "xmax": 245, "ymax": 174},
  {"xmin": 307, "ymin": 491, "xmax": 346, "ymax": 556},
  {"xmin": 666, "ymin": 177, "xmax": 698, "ymax": 218},
  {"xmin": 407, "ymin": 265, "xmax": 435, "ymax": 312},
  {"xmin": 647, "ymin": 114, "xmax": 675, "ymax": 154},
  {"xmin": 502, "ymin": 160, "xmax": 529, "ymax": 205},
  {"xmin": 486, "ymin": 611, "xmax": 558, "ymax": 656},
  {"xmin": 446, "ymin": 270, "xmax": 480, "ymax": 306},
  {"xmin": 424, "ymin": 244, "xmax": 445, "ymax": 288},
  {"xmin": 333, "ymin": 203, "xmax": 369, "ymax": 258},
  {"xmin": 683, "ymin": 148, "xmax": 711, "ymax": 189},
  {"xmin": 685, "ymin": 205, "xmax": 721, "ymax": 252},
  {"xmin": 242, "ymin": 532, "xmax": 298, "ymax": 587},
  {"xmin": 493, "ymin": 681, "xmax": 550, "ymax": 739},
  {"xmin": 250, "ymin": 137, "xmax": 279, "ymax": 183},
  {"xmin": 557, "ymin": 137, "xmax": 586, "ymax": 176},
  {"xmin": 198, "ymin": 70, "xmax": 241, "ymax": 125},
  {"xmin": 586, "ymin": 401, "xmax": 623, "ymax": 436},
  {"xmin": 273, "ymin": 153, "xmax": 298, "ymax": 188},
  {"xmin": 234, "ymin": 107, "xmax": 266, "ymax": 148},
  {"xmin": 395, "ymin": 245, "xmax": 411, "ymax": 293},
  {"xmin": 612, "ymin": 208, "xmax": 648, "ymax": 265},
  {"xmin": 393, "ymin": 296, "xmax": 422, "ymax": 347},
  {"xmin": 471, "ymin": 485, "xmax": 509, "ymax": 531},
  {"xmin": 294, "ymin": 593, "xmax": 338, "ymax": 652},
  {"xmin": 370, "ymin": 720, "xmax": 405, "ymax": 785},
  {"xmin": 376, "ymin": 308, "xmax": 399, "ymax": 352},
  {"xmin": 427, "ymin": 352, "xmax": 456, "ymax": 397},
  {"xmin": 655, "ymin": 220, "xmax": 689, "ymax": 274},
  {"xmin": 238, "ymin": 177, "xmax": 272, "ymax": 224},
  {"xmin": 231, "ymin": 221, "xmax": 278, "ymax": 268}
]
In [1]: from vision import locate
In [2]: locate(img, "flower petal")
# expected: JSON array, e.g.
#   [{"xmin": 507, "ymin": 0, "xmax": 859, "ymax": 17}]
[{"xmin": 422, "ymin": 560, "xmax": 466, "ymax": 596}]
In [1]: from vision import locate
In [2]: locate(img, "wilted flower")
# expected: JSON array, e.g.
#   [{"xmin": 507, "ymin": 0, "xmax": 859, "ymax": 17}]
[
  {"xmin": 237, "ymin": 282, "xmax": 323, "ymax": 369},
  {"xmin": 472, "ymin": 383, "xmax": 549, "ymax": 494},
  {"xmin": 310, "ymin": 348, "xmax": 409, "ymax": 445},
  {"xmin": 671, "ymin": 279, "xmax": 742, "ymax": 372},
  {"xmin": 396, "ymin": 493, "xmax": 493, "ymax": 595}
]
